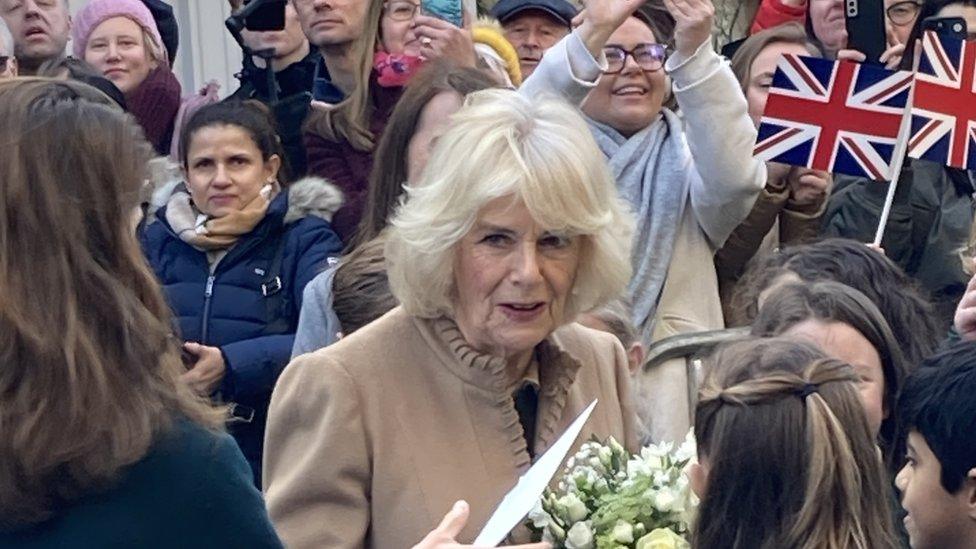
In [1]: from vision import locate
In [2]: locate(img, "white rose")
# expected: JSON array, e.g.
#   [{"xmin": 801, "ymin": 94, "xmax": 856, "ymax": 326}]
[
  {"xmin": 654, "ymin": 489, "xmax": 676, "ymax": 512},
  {"xmin": 675, "ymin": 431, "xmax": 697, "ymax": 463},
  {"xmin": 565, "ymin": 521, "xmax": 595, "ymax": 549},
  {"xmin": 528, "ymin": 501, "xmax": 552, "ymax": 529},
  {"xmin": 611, "ymin": 520, "xmax": 635, "ymax": 543},
  {"xmin": 653, "ymin": 471, "xmax": 670, "ymax": 486},
  {"xmin": 558, "ymin": 493, "xmax": 589, "ymax": 523},
  {"xmin": 627, "ymin": 458, "xmax": 651, "ymax": 478}
]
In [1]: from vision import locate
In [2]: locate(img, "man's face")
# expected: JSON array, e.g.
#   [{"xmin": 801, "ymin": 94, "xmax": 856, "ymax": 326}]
[
  {"xmin": 291, "ymin": 0, "xmax": 368, "ymax": 49},
  {"xmin": 241, "ymin": 3, "xmax": 309, "ymax": 62},
  {"xmin": 0, "ymin": 0, "xmax": 71, "ymax": 71},
  {"xmin": 895, "ymin": 431, "xmax": 976, "ymax": 549},
  {"xmin": 501, "ymin": 10, "xmax": 569, "ymax": 79}
]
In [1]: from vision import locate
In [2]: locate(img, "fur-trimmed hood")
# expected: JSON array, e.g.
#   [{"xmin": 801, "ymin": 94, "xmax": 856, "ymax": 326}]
[
  {"xmin": 283, "ymin": 176, "xmax": 344, "ymax": 224},
  {"xmin": 143, "ymin": 156, "xmax": 344, "ymax": 226}
]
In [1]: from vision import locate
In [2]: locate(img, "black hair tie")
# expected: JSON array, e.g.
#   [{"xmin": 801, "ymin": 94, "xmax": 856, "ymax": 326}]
[{"xmin": 796, "ymin": 383, "xmax": 819, "ymax": 398}]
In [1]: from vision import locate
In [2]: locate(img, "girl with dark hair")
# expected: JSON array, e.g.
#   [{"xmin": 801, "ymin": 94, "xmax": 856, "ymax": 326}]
[
  {"xmin": 731, "ymin": 238, "xmax": 942, "ymax": 365},
  {"xmin": 0, "ymin": 79, "xmax": 280, "ymax": 546},
  {"xmin": 751, "ymin": 281, "xmax": 915, "ymax": 545},
  {"xmin": 691, "ymin": 337, "xmax": 899, "ymax": 549},
  {"xmin": 140, "ymin": 100, "xmax": 343, "ymax": 484},
  {"xmin": 751, "ymin": 281, "xmax": 912, "ymax": 471}
]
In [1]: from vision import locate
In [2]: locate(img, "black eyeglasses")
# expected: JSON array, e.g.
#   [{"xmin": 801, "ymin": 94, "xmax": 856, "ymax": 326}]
[
  {"xmin": 886, "ymin": 1, "xmax": 922, "ymax": 26},
  {"xmin": 383, "ymin": 0, "xmax": 419, "ymax": 21},
  {"xmin": 602, "ymin": 43, "xmax": 667, "ymax": 75}
]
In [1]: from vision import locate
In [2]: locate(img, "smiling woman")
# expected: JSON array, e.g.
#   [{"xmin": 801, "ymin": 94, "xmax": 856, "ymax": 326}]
[
  {"xmin": 263, "ymin": 89, "xmax": 641, "ymax": 547},
  {"xmin": 72, "ymin": 0, "xmax": 219, "ymax": 157}
]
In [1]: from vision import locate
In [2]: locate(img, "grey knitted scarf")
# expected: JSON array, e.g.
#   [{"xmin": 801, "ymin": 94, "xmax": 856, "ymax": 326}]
[{"xmin": 588, "ymin": 110, "xmax": 692, "ymax": 342}]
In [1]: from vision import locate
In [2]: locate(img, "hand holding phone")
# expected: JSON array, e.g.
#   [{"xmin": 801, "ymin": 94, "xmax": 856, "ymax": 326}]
[
  {"xmin": 845, "ymin": 0, "xmax": 887, "ymax": 64},
  {"xmin": 420, "ymin": 0, "xmax": 462, "ymax": 28}
]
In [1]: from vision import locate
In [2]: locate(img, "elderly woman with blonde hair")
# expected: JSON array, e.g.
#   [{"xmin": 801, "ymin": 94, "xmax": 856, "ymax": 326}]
[{"xmin": 263, "ymin": 89, "xmax": 641, "ymax": 547}]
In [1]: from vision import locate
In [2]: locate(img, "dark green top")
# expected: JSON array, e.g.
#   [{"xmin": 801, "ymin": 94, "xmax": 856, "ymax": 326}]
[{"xmin": 1, "ymin": 419, "xmax": 283, "ymax": 549}]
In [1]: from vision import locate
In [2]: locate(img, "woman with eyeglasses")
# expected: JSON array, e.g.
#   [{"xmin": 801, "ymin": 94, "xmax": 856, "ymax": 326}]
[
  {"xmin": 887, "ymin": 0, "xmax": 924, "ymax": 45},
  {"xmin": 520, "ymin": 0, "xmax": 765, "ymax": 443},
  {"xmin": 750, "ymin": 0, "xmax": 919, "ymax": 64},
  {"xmin": 301, "ymin": 0, "xmax": 478, "ymax": 243},
  {"xmin": 751, "ymin": 0, "xmax": 921, "ymax": 39}
]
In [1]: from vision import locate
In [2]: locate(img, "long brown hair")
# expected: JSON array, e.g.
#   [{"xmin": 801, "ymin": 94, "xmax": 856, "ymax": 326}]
[
  {"xmin": 750, "ymin": 281, "xmax": 912, "ymax": 472},
  {"xmin": 348, "ymin": 60, "xmax": 497, "ymax": 251},
  {"xmin": 0, "ymin": 78, "xmax": 221, "ymax": 530},
  {"xmin": 693, "ymin": 337, "xmax": 898, "ymax": 549},
  {"xmin": 306, "ymin": 0, "xmax": 385, "ymax": 152}
]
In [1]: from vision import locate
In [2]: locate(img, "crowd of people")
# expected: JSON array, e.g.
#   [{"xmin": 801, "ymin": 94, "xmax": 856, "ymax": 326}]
[{"xmin": 1, "ymin": 0, "xmax": 975, "ymax": 547}]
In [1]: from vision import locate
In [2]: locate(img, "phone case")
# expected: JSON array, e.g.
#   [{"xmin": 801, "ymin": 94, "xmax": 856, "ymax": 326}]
[
  {"xmin": 845, "ymin": 0, "xmax": 887, "ymax": 64},
  {"xmin": 422, "ymin": 0, "xmax": 463, "ymax": 28},
  {"xmin": 922, "ymin": 16, "xmax": 968, "ymax": 41}
]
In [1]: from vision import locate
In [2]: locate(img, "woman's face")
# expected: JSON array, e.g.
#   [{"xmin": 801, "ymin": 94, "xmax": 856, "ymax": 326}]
[
  {"xmin": 184, "ymin": 125, "xmax": 280, "ymax": 218},
  {"xmin": 453, "ymin": 197, "xmax": 580, "ymax": 360},
  {"xmin": 885, "ymin": 0, "xmax": 921, "ymax": 45},
  {"xmin": 784, "ymin": 319, "xmax": 887, "ymax": 438},
  {"xmin": 581, "ymin": 17, "xmax": 667, "ymax": 138},
  {"xmin": 380, "ymin": 0, "xmax": 421, "ymax": 56},
  {"xmin": 84, "ymin": 16, "xmax": 157, "ymax": 94},
  {"xmin": 746, "ymin": 41, "xmax": 813, "ymax": 127},
  {"xmin": 406, "ymin": 90, "xmax": 463, "ymax": 183},
  {"xmin": 809, "ymin": 0, "xmax": 847, "ymax": 54}
]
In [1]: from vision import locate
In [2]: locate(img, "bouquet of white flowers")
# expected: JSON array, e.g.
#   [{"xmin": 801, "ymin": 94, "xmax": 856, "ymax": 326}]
[{"xmin": 526, "ymin": 432, "xmax": 697, "ymax": 549}]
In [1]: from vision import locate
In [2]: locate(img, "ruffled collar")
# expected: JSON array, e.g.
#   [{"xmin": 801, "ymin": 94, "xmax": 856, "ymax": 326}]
[{"xmin": 416, "ymin": 315, "xmax": 584, "ymax": 466}]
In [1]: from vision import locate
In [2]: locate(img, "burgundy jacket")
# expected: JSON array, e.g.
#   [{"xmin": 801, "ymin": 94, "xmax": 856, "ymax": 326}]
[{"xmin": 304, "ymin": 77, "xmax": 403, "ymax": 243}]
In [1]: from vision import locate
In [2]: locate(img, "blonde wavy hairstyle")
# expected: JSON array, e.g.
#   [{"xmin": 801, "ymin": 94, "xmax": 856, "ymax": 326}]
[
  {"xmin": 693, "ymin": 337, "xmax": 898, "ymax": 549},
  {"xmin": 385, "ymin": 89, "xmax": 634, "ymax": 320}
]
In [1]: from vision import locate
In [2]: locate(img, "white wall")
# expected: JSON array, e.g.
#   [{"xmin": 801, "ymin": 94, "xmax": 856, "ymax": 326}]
[{"xmin": 67, "ymin": 0, "xmax": 243, "ymax": 97}]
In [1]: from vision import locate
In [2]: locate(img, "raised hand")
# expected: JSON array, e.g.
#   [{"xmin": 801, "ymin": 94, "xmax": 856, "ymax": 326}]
[
  {"xmin": 412, "ymin": 11, "xmax": 477, "ymax": 68},
  {"xmin": 574, "ymin": 0, "xmax": 648, "ymax": 56},
  {"xmin": 663, "ymin": 0, "xmax": 715, "ymax": 58}
]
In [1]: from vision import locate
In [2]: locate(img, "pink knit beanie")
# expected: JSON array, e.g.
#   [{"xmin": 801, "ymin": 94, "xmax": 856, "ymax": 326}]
[{"xmin": 72, "ymin": 0, "xmax": 166, "ymax": 63}]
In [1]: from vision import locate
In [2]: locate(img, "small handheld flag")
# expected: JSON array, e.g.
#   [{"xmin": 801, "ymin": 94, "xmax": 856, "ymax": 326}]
[
  {"xmin": 754, "ymin": 54, "xmax": 913, "ymax": 181},
  {"xmin": 907, "ymin": 30, "xmax": 976, "ymax": 170}
]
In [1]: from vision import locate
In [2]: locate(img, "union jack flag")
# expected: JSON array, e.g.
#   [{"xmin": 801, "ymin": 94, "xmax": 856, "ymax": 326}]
[
  {"xmin": 754, "ymin": 54, "xmax": 913, "ymax": 181},
  {"xmin": 908, "ymin": 31, "xmax": 976, "ymax": 170}
]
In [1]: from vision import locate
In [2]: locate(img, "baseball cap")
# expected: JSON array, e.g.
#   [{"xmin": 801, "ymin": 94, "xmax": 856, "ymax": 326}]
[{"xmin": 490, "ymin": 0, "xmax": 577, "ymax": 28}]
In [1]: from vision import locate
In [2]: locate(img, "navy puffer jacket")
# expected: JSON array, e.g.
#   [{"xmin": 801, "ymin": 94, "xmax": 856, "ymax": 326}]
[{"xmin": 140, "ymin": 178, "xmax": 343, "ymax": 483}]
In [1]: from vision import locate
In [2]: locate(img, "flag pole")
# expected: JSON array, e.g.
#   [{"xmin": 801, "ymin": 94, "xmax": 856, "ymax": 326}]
[{"xmin": 873, "ymin": 78, "xmax": 916, "ymax": 246}]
